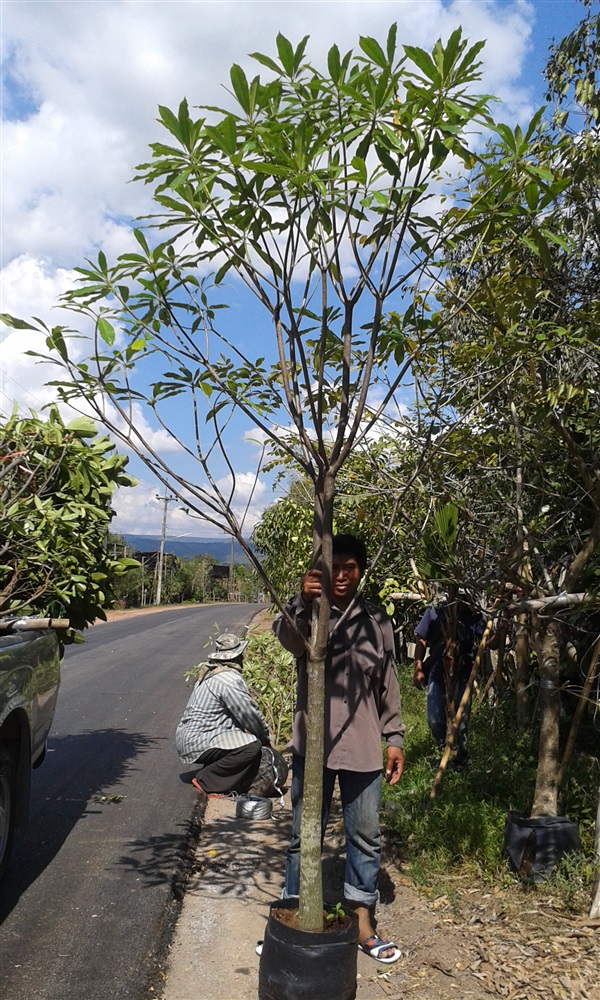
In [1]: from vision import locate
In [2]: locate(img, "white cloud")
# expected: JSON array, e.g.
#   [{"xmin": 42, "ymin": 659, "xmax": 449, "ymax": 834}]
[
  {"xmin": 99, "ymin": 399, "xmax": 187, "ymax": 457},
  {"xmin": 215, "ymin": 470, "xmax": 268, "ymax": 533},
  {"xmin": 110, "ymin": 480, "xmax": 213, "ymax": 537},
  {"xmin": 2, "ymin": 1, "xmax": 537, "ymax": 272},
  {"xmin": 0, "ymin": 255, "xmax": 81, "ymax": 414},
  {"xmin": 110, "ymin": 468, "xmax": 270, "ymax": 537}
]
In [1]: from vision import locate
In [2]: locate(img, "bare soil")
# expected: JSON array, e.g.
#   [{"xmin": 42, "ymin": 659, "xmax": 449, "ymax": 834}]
[
  {"xmin": 270, "ymin": 904, "xmax": 352, "ymax": 933},
  {"xmin": 367, "ymin": 849, "xmax": 600, "ymax": 1000}
]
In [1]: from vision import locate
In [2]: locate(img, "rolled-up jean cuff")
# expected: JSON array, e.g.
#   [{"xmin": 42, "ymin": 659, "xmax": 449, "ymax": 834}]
[
  {"xmin": 344, "ymin": 883, "xmax": 379, "ymax": 908},
  {"xmin": 281, "ymin": 888, "xmax": 299, "ymax": 900}
]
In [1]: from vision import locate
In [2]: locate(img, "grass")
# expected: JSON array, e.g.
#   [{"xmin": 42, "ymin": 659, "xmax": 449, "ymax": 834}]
[{"xmin": 382, "ymin": 666, "xmax": 600, "ymax": 914}]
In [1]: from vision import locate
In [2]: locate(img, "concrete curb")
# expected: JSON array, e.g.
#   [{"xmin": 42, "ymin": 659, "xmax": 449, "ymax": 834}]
[{"xmin": 160, "ymin": 789, "xmax": 412, "ymax": 1000}]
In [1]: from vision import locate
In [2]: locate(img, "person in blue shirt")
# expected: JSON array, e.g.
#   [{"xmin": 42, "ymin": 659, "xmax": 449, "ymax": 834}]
[{"xmin": 413, "ymin": 594, "xmax": 491, "ymax": 766}]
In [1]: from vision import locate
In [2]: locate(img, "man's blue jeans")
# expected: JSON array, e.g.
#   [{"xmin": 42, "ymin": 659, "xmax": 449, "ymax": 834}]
[
  {"xmin": 427, "ymin": 674, "xmax": 471, "ymax": 752},
  {"xmin": 284, "ymin": 754, "xmax": 382, "ymax": 908}
]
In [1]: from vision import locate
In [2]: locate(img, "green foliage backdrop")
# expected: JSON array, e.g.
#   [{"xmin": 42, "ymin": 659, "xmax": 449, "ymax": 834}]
[{"xmin": 0, "ymin": 407, "xmax": 137, "ymax": 632}]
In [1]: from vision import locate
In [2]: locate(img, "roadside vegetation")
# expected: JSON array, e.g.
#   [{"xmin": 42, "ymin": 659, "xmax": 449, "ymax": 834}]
[
  {"xmin": 384, "ymin": 670, "xmax": 599, "ymax": 916},
  {"xmin": 244, "ymin": 625, "xmax": 599, "ymax": 916},
  {"xmin": 109, "ymin": 543, "xmax": 261, "ymax": 608},
  {"xmin": 0, "ymin": 407, "xmax": 137, "ymax": 633}
]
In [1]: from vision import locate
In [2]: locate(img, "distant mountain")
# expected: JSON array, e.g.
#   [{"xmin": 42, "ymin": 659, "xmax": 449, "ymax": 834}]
[{"xmin": 120, "ymin": 534, "xmax": 252, "ymax": 563}]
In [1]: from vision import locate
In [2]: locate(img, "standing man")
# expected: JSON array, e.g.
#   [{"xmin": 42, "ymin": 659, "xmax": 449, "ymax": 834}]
[
  {"xmin": 273, "ymin": 534, "xmax": 405, "ymax": 965},
  {"xmin": 413, "ymin": 593, "xmax": 491, "ymax": 766},
  {"xmin": 175, "ymin": 632, "xmax": 270, "ymax": 794}
]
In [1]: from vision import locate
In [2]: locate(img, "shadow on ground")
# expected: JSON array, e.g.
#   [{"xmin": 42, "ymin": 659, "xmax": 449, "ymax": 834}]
[
  {"xmin": 156, "ymin": 794, "xmax": 397, "ymax": 911},
  {"xmin": 0, "ymin": 728, "xmax": 158, "ymax": 920}
]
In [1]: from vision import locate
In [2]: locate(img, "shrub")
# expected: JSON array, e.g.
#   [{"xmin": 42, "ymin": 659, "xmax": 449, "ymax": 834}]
[{"xmin": 244, "ymin": 628, "xmax": 295, "ymax": 749}]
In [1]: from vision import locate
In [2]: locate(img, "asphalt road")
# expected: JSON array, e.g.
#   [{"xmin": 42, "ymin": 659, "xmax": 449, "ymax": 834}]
[{"xmin": 0, "ymin": 604, "xmax": 265, "ymax": 1000}]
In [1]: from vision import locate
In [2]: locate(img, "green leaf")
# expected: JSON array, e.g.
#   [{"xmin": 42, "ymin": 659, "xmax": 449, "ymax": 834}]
[
  {"xmin": 217, "ymin": 115, "xmax": 237, "ymax": 155},
  {"xmin": 442, "ymin": 28, "xmax": 462, "ymax": 78},
  {"xmin": 359, "ymin": 35, "xmax": 388, "ymax": 69},
  {"xmin": 276, "ymin": 33, "xmax": 295, "ymax": 75},
  {"xmin": 230, "ymin": 64, "xmax": 250, "ymax": 114},
  {"xmin": 351, "ymin": 155, "xmax": 367, "ymax": 185},
  {"xmin": 133, "ymin": 228, "xmax": 150, "ymax": 254},
  {"xmin": 386, "ymin": 23, "xmax": 398, "ymax": 64},
  {"xmin": 66, "ymin": 417, "xmax": 97, "ymax": 437},
  {"xmin": 1, "ymin": 313, "xmax": 41, "ymax": 331},
  {"xmin": 328, "ymin": 44, "xmax": 341, "ymax": 84},
  {"xmin": 293, "ymin": 36, "xmax": 310, "ymax": 74},
  {"xmin": 403, "ymin": 44, "xmax": 439, "ymax": 83},
  {"xmin": 97, "ymin": 318, "xmax": 116, "ymax": 346},
  {"xmin": 157, "ymin": 103, "xmax": 185, "ymax": 143},
  {"xmin": 524, "ymin": 105, "xmax": 546, "ymax": 142},
  {"xmin": 177, "ymin": 98, "xmax": 192, "ymax": 147},
  {"xmin": 493, "ymin": 122, "xmax": 517, "ymax": 151},
  {"xmin": 525, "ymin": 181, "xmax": 539, "ymax": 211},
  {"xmin": 48, "ymin": 327, "xmax": 69, "ymax": 362},
  {"xmin": 249, "ymin": 51, "xmax": 282, "ymax": 74},
  {"xmin": 540, "ymin": 228, "xmax": 571, "ymax": 251}
]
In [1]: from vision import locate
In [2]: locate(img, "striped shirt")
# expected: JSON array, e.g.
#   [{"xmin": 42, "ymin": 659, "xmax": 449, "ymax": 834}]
[{"xmin": 175, "ymin": 668, "xmax": 270, "ymax": 764}]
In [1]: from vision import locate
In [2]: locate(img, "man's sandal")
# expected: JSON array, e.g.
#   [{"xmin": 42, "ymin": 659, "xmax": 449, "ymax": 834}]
[{"xmin": 358, "ymin": 934, "xmax": 401, "ymax": 964}]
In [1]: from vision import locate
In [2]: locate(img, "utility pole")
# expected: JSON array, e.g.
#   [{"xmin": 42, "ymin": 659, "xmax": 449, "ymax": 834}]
[
  {"xmin": 229, "ymin": 535, "xmax": 235, "ymax": 602},
  {"xmin": 155, "ymin": 490, "xmax": 176, "ymax": 606}
]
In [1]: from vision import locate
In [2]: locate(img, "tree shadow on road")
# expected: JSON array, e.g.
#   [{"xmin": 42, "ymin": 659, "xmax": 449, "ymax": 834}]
[
  {"xmin": 117, "ymin": 793, "xmax": 396, "ymax": 911},
  {"xmin": 0, "ymin": 728, "xmax": 158, "ymax": 921}
]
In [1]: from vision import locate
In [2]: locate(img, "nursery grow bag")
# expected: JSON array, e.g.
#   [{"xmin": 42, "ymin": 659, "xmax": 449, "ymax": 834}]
[
  {"xmin": 258, "ymin": 897, "xmax": 359, "ymax": 1000},
  {"xmin": 503, "ymin": 812, "xmax": 580, "ymax": 882},
  {"xmin": 248, "ymin": 747, "xmax": 289, "ymax": 798}
]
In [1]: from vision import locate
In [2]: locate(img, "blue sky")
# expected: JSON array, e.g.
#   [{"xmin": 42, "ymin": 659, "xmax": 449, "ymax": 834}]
[{"xmin": 0, "ymin": 0, "xmax": 588, "ymax": 538}]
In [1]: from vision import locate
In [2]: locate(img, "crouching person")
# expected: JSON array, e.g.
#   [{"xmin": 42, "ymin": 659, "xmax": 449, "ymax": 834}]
[{"xmin": 175, "ymin": 632, "xmax": 270, "ymax": 795}]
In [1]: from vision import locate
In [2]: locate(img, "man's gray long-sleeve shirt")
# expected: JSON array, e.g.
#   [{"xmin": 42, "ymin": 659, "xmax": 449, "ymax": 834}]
[
  {"xmin": 175, "ymin": 668, "xmax": 269, "ymax": 764},
  {"xmin": 273, "ymin": 594, "xmax": 405, "ymax": 772}
]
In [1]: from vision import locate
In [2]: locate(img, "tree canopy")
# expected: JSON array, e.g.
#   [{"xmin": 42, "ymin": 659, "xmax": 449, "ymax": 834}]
[{"xmin": 0, "ymin": 407, "xmax": 137, "ymax": 633}]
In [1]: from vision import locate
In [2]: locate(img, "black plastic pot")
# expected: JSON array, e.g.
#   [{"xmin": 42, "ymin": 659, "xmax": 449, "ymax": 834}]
[
  {"xmin": 258, "ymin": 897, "xmax": 359, "ymax": 1000},
  {"xmin": 503, "ymin": 812, "xmax": 580, "ymax": 882}
]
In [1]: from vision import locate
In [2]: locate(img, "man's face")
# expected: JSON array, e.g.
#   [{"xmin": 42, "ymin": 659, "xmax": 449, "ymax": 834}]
[{"xmin": 331, "ymin": 554, "xmax": 362, "ymax": 607}]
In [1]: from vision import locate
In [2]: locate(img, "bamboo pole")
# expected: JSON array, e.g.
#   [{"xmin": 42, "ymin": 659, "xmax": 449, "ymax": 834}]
[
  {"xmin": 477, "ymin": 617, "xmax": 509, "ymax": 704},
  {"xmin": 429, "ymin": 618, "xmax": 494, "ymax": 802}
]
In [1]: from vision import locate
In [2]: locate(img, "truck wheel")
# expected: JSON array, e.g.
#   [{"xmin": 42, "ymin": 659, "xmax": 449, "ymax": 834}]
[{"xmin": 0, "ymin": 746, "xmax": 17, "ymax": 884}]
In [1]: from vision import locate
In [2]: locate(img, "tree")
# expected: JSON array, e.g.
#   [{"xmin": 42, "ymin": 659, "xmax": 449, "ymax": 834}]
[
  {"xmin": 545, "ymin": 0, "xmax": 599, "ymax": 128},
  {"xmin": 3, "ymin": 27, "xmax": 556, "ymax": 928},
  {"xmin": 252, "ymin": 436, "xmax": 430, "ymax": 604},
  {"xmin": 406, "ymin": 12, "xmax": 600, "ymax": 817},
  {"xmin": 0, "ymin": 407, "xmax": 137, "ymax": 631}
]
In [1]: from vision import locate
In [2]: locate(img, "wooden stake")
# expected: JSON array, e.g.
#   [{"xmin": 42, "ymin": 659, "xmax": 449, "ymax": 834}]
[{"xmin": 429, "ymin": 618, "xmax": 494, "ymax": 802}]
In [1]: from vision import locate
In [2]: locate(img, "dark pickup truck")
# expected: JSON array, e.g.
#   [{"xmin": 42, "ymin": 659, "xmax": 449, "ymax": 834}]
[{"xmin": 0, "ymin": 619, "xmax": 63, "ymax": 883}]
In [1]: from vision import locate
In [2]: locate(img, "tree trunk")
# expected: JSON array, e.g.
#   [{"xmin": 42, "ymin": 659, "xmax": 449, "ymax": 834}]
[
  {"xmin": 515, "ymin": 611, "xmax": 530, "ymax": 731},
  {"xmin": 298, "ymin": 472, "xmax": 335, "ymax": 931},
  {"xmin": 557, "ymin": 635, "xmax": 600, "ymax": 790},
  {"xmin": 530, "ymin": 615, "xmax": 562, "ymax": 817}
]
